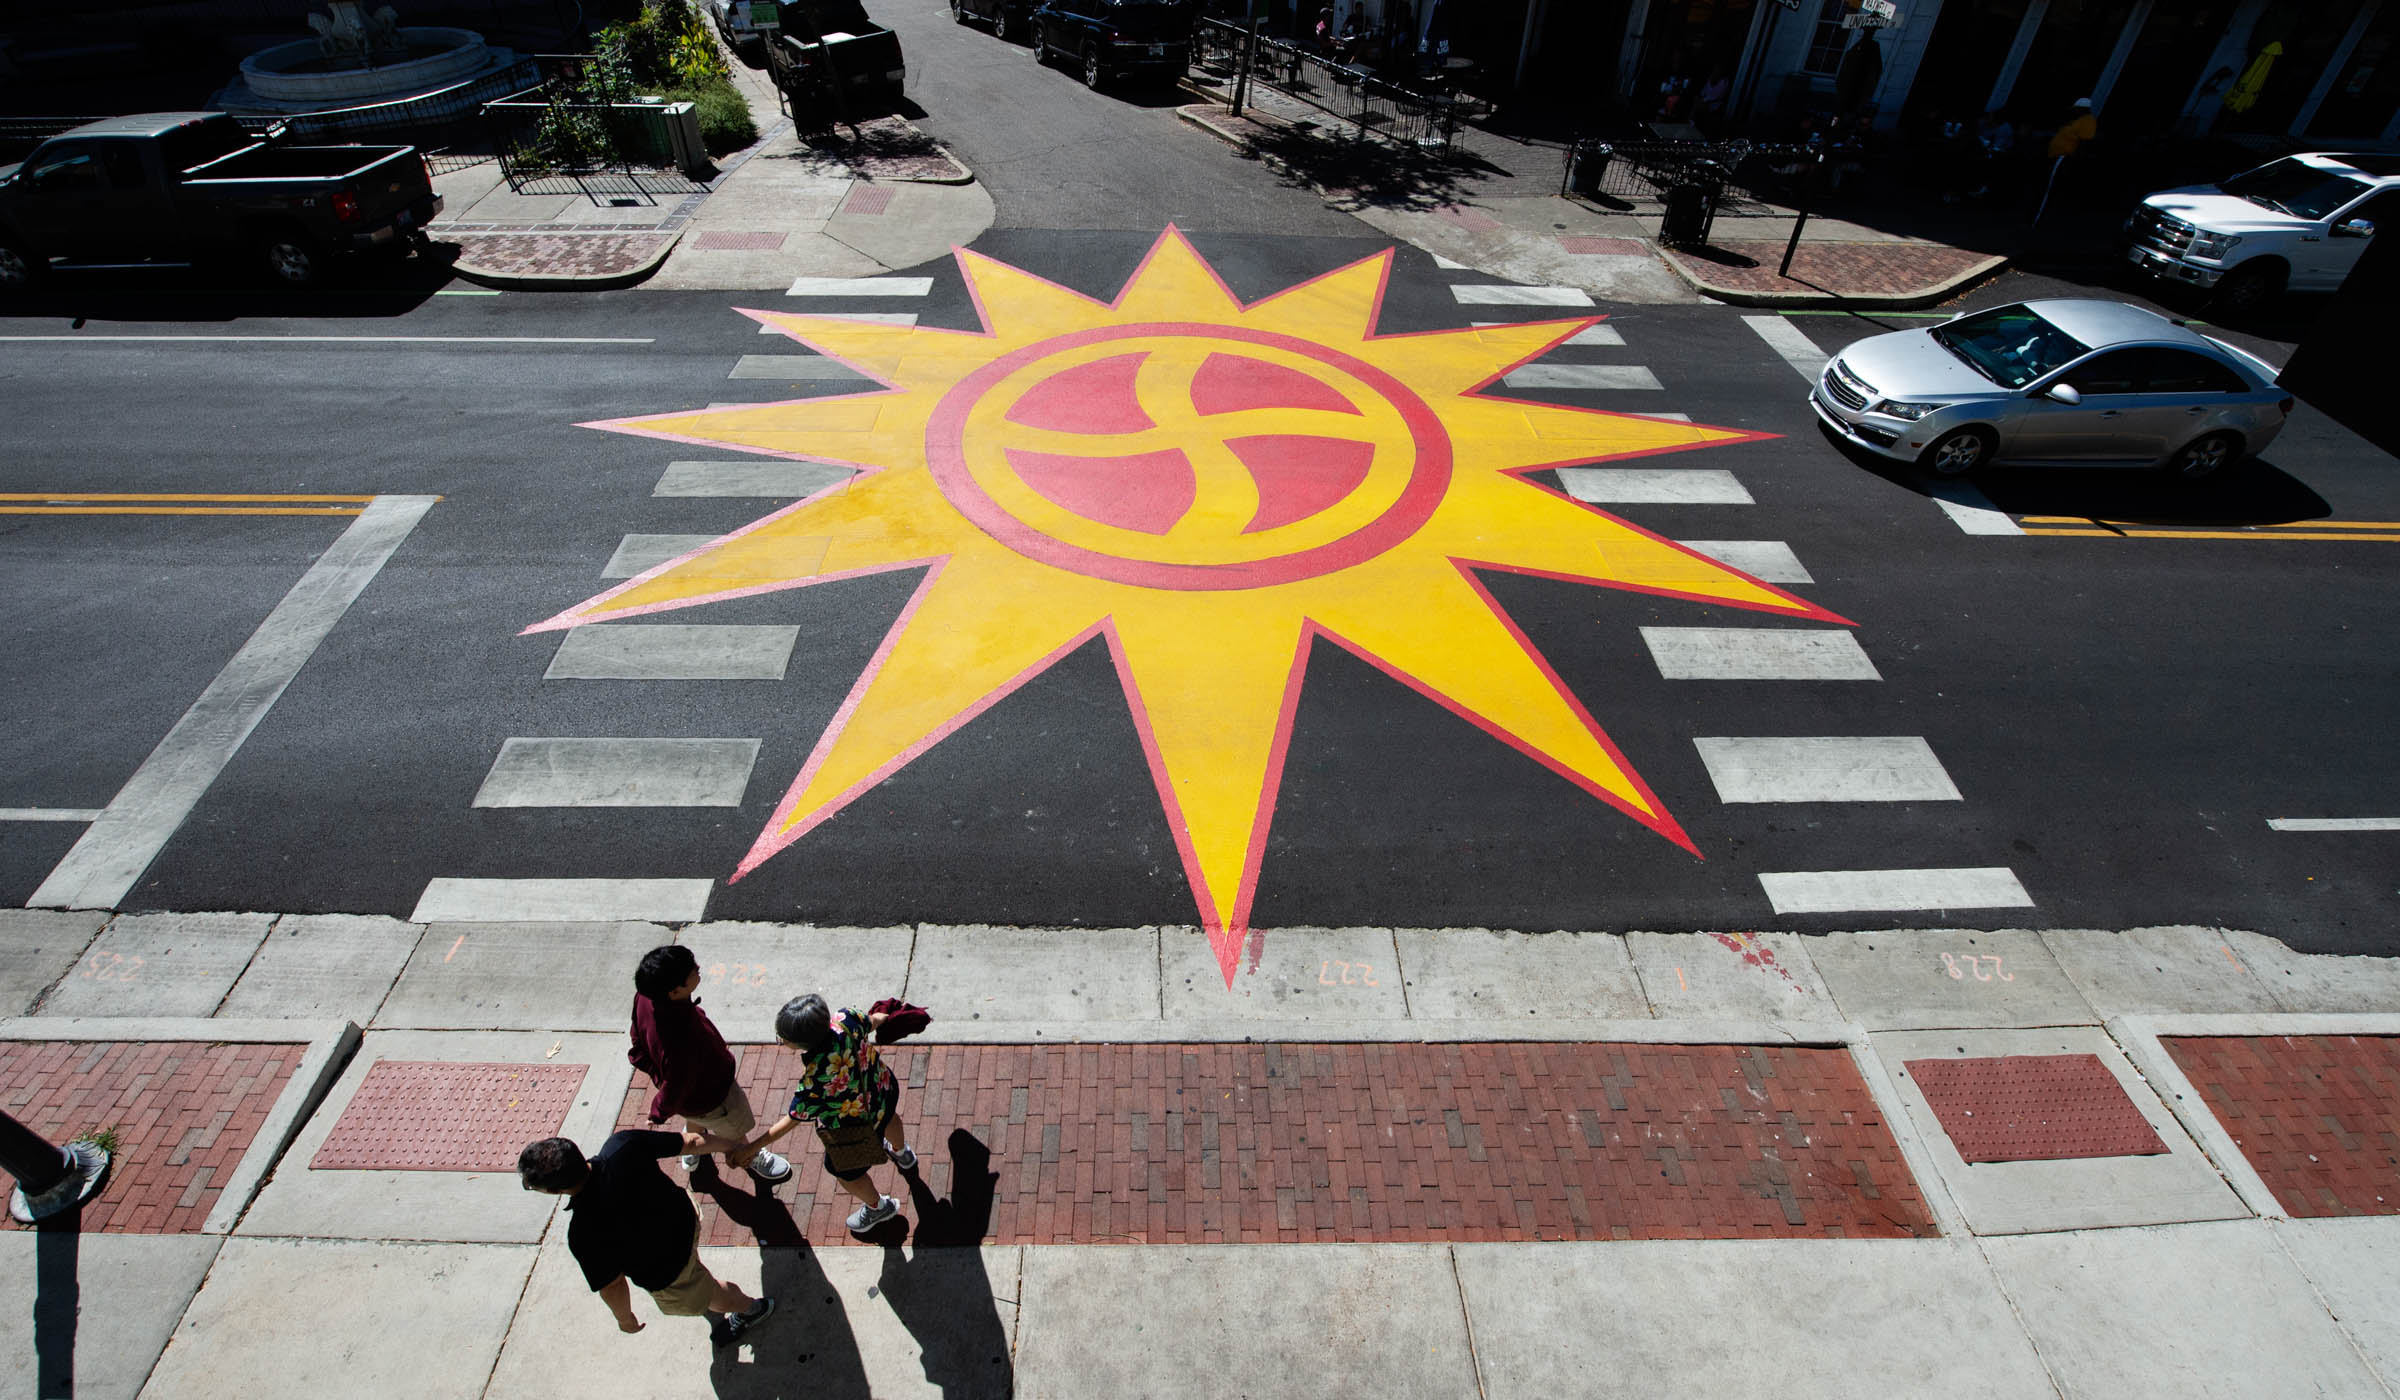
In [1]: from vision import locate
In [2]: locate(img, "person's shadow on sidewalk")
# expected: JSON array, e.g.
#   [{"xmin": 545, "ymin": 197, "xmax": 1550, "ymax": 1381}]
[
  {"xmin": 697, "ymin": 1177, "xmax": 872, "ymax": 1400},
  {"xmin": 877, "ymin": 1129, "xmax": 1014, "ymax": 1400}
]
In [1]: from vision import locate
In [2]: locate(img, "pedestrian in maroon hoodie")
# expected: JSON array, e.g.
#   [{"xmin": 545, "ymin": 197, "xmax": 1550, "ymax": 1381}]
[{"xmin": 629, "ymin": 946, "xmax": 792, "ymax": 1184}]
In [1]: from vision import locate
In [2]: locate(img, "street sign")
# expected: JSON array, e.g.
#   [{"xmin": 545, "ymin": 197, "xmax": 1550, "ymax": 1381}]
[{"xmin": 1843, "ymin": 0, "xmax": 1900, "ymax": 28}]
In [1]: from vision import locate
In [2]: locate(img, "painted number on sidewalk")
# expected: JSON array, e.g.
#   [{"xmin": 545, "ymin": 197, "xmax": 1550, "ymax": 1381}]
[
  {"xmin": 1318, "ymin": 960, "xmax": 1380, "ymax": 987},
  {"xmin": 1942, "ymin": 953, "xmax": 2013, "ymax": 982},
  {"xmin": 81, "ymin": 951, "xmax": 146, "ymax": 982},
  {"xmin": 709, "ymin": 962, "xmax": 770, "ymax": 987}
]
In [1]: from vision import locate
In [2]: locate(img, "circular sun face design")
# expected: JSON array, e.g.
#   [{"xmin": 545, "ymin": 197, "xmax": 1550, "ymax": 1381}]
[
  {"xmin": 535, "ymin": 230, "xmax": 1845, "ymax": 982},
  {"xmin": 925, "ymin": 324, "xmax": 1452, "ymax": 589}
]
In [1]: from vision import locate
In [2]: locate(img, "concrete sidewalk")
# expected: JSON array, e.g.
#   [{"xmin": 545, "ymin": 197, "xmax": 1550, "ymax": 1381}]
[{"xmin": 8, "ymin": 909, "xmax": 2400, "ymax": 1397}]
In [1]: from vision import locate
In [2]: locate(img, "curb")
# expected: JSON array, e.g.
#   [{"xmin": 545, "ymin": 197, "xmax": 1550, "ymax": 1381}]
[
  {"xmin": 1661, "ymin": 246, "xmax": 2010, "ymax": 309},
  {"xmin": 443, "ymin": 230, "xmax": 683, "ymax": 292}
]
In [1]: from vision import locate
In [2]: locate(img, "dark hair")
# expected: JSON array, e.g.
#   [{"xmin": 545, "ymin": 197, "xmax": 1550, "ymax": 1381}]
[
  {"xmin": 518, "ymin": 1137, "xmax": 589, "ymax": 1192},
  {"xmin": 775, "ymin": 993, "xmax": 832, "ymax": 1050},
  {"xmin": 634, "ymin": 945, "xmax": 698, "ymax": 1001}
]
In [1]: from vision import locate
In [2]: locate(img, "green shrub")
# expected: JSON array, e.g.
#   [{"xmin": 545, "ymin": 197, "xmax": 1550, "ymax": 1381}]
[{"xmin": 657, "ymin": 81, "xmax": 758, "ymax": 154}]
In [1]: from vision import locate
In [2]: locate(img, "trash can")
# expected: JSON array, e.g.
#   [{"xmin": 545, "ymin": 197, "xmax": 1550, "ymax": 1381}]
[
  {"xmin": 1658, "ymin": 159, "xmax": 1723, "ymax": 249},
  {"xmin": 1568, "ymin": 140, "xmax": 1611, "ymax": 198}
]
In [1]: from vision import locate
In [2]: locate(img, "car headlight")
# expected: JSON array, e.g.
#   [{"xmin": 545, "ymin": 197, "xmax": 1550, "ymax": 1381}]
[
  {"xmin": 2188, "ymin": 231, "xmax": 2242, "ymax": 259},
  {"xmin": 1874, "ymin": 400, "xmax": 1950, "ymax": 421}
]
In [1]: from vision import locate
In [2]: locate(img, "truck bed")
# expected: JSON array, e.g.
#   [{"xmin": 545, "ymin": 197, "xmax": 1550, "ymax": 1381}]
[{"xmin": 182, "ymin": 144, "xmax": 411, "ymax": 183}]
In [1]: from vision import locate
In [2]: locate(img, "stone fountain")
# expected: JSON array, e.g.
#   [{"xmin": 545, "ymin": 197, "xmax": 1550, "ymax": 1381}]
[{"xmin": 213, "ymin": 2, "xmax": 520, "ymax": 114}]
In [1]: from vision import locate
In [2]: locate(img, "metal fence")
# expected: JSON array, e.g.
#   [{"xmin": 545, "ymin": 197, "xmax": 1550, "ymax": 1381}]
[
  {"xmin": 1192, "ymin": 17, "xmax": 1468, "ymax": 153},
  {"xmin": 485, "ymin": 93, "xmax": 711, "ymax": 197},
  {"xmin": 1561, "ymin": 138, "xmax": 1820, "ymax": 214}
]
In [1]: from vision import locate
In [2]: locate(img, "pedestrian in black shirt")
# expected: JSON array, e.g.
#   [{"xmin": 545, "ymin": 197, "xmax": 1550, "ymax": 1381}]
[{"xmin": 518, "ymin": 1131, "xmax": 777, "ymax": 1347}]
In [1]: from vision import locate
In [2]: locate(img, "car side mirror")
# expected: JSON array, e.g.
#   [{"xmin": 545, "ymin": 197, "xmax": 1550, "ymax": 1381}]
[
  {"xmin": 2333, "ymin": 218, "xmax": 2376, "ymax": 239},
  {"xmin": 2044, "ymin": 383, "xmax": 2082, "ymax": 405}
]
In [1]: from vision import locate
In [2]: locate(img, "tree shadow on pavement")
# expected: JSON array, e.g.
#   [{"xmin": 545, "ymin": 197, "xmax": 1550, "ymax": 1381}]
[
  {"xmin": 1239, "ymin": 125, "xmax": 1486, "ymax": 214},
  {"xmin": 699, "ymin": 1179, "xmax": 871, "ymax": 1400},
  {"xmin": 878, "ymin": 1128, "xmax": 1013, "ymax": 1400}
]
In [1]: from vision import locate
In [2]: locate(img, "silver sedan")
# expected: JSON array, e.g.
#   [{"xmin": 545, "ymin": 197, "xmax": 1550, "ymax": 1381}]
[{"xmin": 1809, "ymin": 299, "xmax": 2292, "ymax": 479}]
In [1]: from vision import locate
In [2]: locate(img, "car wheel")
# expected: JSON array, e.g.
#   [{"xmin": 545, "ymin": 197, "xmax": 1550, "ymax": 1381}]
[
  {"xmin": 994, "ymin": 7, "xmax": 1014, "ymax": 41},
  {"xmin": 951, "ymin": 0, "xmax": 967, "ymax": 22},
  {"xmin": 1032, "ymin": 26, "xmax": 1048, "ymax": 61},
  {"xmin": 2210, "ymin": 260, "xmax": 2284, "ymax": 315},
  {"xmin": 0, "ymin": 240, "xmax": 41, "ymax": 296},
  {"xmin": 258, "ymin": 231, "xmax": 325, "ymax": 288},
  {"xmin": 2165, "ymin": 429, "xmax": 2242, "ymax": 482},
  {"xmin": 1920, "ymin": 425, "xmax": 1995, "ymax": 477},
  {"xmin": 1082, "ymin": 44, "xmax": 1105, "ymax": 88}
]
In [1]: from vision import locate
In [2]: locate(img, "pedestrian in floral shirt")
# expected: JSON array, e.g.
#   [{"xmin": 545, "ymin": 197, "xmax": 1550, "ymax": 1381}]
[{"xmin": 745, "ymin": 994, "xmax": 916, "ymax": 1233}]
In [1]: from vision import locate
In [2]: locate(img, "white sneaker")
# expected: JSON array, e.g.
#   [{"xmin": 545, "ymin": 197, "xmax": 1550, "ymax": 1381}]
[
  {"xmin": 680, "ymin": 1154, "xmax": 705, "ymax": 1174},
  {"xmin": 845, "ymin": 1195, "xmax": 900, "ymax": 1233},
  {"xmin": 746, "ymin": 1150, "xmax": 793, "ymax": 1184},
  {"xmin": 885, "ymin": 1142, "xmax": 917, "ymax": 1172}
]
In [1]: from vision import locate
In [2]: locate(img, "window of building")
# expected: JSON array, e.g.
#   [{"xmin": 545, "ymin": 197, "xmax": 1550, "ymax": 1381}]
[{"xmin": 1803, "ymin": 0, "xmax": 1858, "ymax": 75}]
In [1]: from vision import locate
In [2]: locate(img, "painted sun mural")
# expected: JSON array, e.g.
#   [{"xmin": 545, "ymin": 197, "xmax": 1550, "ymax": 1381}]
[{"xmin": 529, "ymin": 229, "xmax": 1844, "ymax": 980}]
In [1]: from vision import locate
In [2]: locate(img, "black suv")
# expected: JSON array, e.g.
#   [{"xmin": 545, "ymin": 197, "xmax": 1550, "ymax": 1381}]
[
  {"xmin": 1030, "ymin": 0, "xmax": 1192, "ymax": 89},
  {"xmin": 953, "ymin": 0, "xmax": 1036, "ymax": 44}
]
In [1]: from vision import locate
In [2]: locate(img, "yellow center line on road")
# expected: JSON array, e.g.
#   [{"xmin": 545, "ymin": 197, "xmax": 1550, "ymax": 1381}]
[
  {"xmin": 2019, "ymin": 516, "xmax": 2400, "ymax": 530},
  {"xmin": 0, "ymin": 491, "xmax": 434, "ymax": 517},
  {"xmin": 2021, "ymin": 526, "xmax": 2400, "ymax": 541},
  {"xmin": 0, "ymin": 492, "xmax": 378, "ymax": 503},
  {"xmin": 0, "ymin": 506, "xmax": 368, "ymax": 516}
]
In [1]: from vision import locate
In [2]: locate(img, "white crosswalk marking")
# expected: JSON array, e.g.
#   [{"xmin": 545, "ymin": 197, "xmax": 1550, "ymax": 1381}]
[
  {"xmin": 2268, "ymin": 817, "xmax": 2400, "ymax": 832},
  {"xmin": 730, "ymin": 354, "xmax": 871, "ymax": 380},
  {"xmin": 1743, "ymin": 314, "xmax": 1830, "ymax": 381},
  {"xmin": 1431, "ymin": 254, "xmax": 1469, "ymax": 269},
  {"xmin": 1672, "ymin": 540, "xmax": 1812, "ymax": 583},
  {"xmin": 473, "ymin": 738, "xmax": 761, "ymax": 807},
  {"xmin": 653, "ymin": 460, "xmax": 855, "ymax": 497},
  {"xmin": 1757, "ymin": 867, "xmax": 2033, "ymax": 914},
  {"xmin": 1693, "ymin": 736, "xmax": 1961, "ymax": 803},
  {"xmin": 1474, "ymin": 322, "xmax": 1624, "ymax": 346},
  {"xmin": 603, "ymin": 534, "xmax": 720, "ymax": 578},
  {"xmin": 1925, "ymin": 481, "xmax": 2025, "ymax": 535},
  {"xmin": 1556, "ymin": 468, "xmax": 1751, "ymax": 504},
  {"xmin": 762, "ymin": 312, "xmax": 918, "ymax": 331},
  {"xmin": 411, "ymin": 878, "xmax": 714, "ymax": 923},
  {"xmin": 1450, "ymin": 284, "xmax": 1595, "ymax": 307},
  {"xmin": 1630, "ymin": 412, "xmax": 1692, "ymax": 421},
  {"xmin": 544, "ymin": 625, "xmax": 802, "ymax": 681},
  {"xmin": 1639, "ymin": 628, "xmax": 1880, "ymax": 681},
  {"xmin": 1503, "ymin": 364, "xmax": 1663, "ymax": 390},
  {"xmin": 785, "ymin": 276, "xmax": 934, "ymax": 296}
]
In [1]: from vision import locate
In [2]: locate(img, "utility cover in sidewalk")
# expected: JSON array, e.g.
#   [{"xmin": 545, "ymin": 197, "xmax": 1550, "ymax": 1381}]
[
  {"xmin": 1905, "ymin": 1054, "xmax": 2167, "ymax": 1163},
  {"xmin": 312, "ymin": 1061, "xmax": 589, "ymax": 1171}
]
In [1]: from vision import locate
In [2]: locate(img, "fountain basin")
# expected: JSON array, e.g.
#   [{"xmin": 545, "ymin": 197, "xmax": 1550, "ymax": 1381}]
[{"xmin": 234, "ymin": 26, "xmax": 511, "ymax": 108}]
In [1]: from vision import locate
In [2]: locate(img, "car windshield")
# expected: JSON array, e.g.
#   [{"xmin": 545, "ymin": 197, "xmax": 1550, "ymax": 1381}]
[
  {"xmin": 1929, "ymin": 305, "xmax": 2092, "ymax": 389},
  {"xmin": 2220, "ymin": 159, "xmax": 2373, "ymax": 219}
]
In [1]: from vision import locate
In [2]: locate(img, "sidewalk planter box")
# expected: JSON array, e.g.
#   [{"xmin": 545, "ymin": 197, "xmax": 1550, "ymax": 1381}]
[{"xmin": 622, "ymin": 100, "xmax": 707, "ymax": 176}]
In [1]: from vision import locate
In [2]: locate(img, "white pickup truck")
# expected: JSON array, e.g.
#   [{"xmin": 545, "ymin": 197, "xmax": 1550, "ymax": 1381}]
[
  {"xmin": 706, "ymin": 0, "xmax": 779, "ymax": 50},
  {"xmin": 2125, "ymin": 151, "xmax": 2400, "ymax": 311}
]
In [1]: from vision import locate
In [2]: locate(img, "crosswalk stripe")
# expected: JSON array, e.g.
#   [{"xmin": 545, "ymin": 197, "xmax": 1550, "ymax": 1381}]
[
  {"xmin": 544, "ymin": 625, "xmax": 802, "ymax": 681},
  {"xmin": 1742, "ymin": 314, "xmax": 1828, "ymax": 381},
  {"xmin": 762, "ymin": 313, "xmax": 918, "ymax": 332},
  {"xmin": 1431, "ymin": 254, "xmax": 1468, "ymax": 270},
  {"xmin": 1450, "ymin": 284, "xmax": 1595, "ymax": 307},
  {"xmin": 1693, "ymin": 736, "xmax": 1961, "ymax": 803},
  {"xmin": 1556, "ymin": 468, "xmax": 1750, "ymax": 504},
  {"xmin": 1672, "ymin": 540, "xmax": 1812, "ymax": 583},
  {"xmin": 1925, "ymin": 481, "xmax": 2024, "ymax": 536},
  {"xmin": 1503, "ymin": 364, "xmax": 1663, "ymax": 390},
  {"xmin": 1639, "ymin": 627, "xmax": 1880, "ymax": 681},
  {"xmin": 0, "ymin": 808, "xmax": 103, "ymax": 822},
  {"xmin": 1630, "ymin": 411, "xmax": 1692, "ymax": 421},
  {"xmin": 603, "ymin": 534, "xmax": 721, "ymax": 577},
  {"xmin": 730, "ymin": 354, "xmax": 872, "ymax": 380},
  {"xmin": 473, "ymin": 737, "xmax": 762, "ymax": 807},
  {"xmin": 785, "ymin": 276, "xmax": 934, "ymax": 296},
  {"xmin": 410, "ymin": 877, "xmax": 714, "ymax": 923},
  {"xmin": 1758, "ymin": 867, "xmax": 2033, "ymax": 914},
  {"xmin": 653, "ymin": 460, "xmax": 856, "ymax": 497},
  {"xmin": 2268, "ymin": 817, "xmax": 2400, "ymax": 832},
  {"xmin": 1474, "ymin": 322, "xmax": 1623, "ymax": 346}
]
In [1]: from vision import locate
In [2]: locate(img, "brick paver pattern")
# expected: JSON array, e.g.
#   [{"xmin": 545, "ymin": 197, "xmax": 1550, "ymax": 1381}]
[
  {"xmin": 2165, "ymin": 1034, "xmax": 2400, "ymax": 1217},
  {"xmin": 1662, "ymin": 240, "xmax": 1995, "ymax": 297},
  {"xmin": 624, "ymin": 1041, "xmax": 1936, "ymax": 1248},
  {"xmin": 313, "ymin": 1061, "xmax": 590, "ymax": 1172},
  {"xmin": 1905, "ymin": 1054, "xmax": 2167, "ymax": 1162},
  {"xmin": 0, "ymin": 1041, "xmax": 301, "ymax": 1233},
  {"xmin": 445, "ymin": 232, "xmax": 677, "ymax": 279}
]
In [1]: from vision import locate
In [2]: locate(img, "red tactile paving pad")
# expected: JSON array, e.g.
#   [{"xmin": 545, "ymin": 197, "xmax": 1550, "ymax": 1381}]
[
  {"xmin": 627, "ymin": 1041, "xmax": 1937, "ymax": 1248},
  {"xmin": 313, "ymin": 1061, "xmax": 588, "ymax": 1172},
  {"xmin": 692, "ymin": 230, "xmax": 790, "ymax": 251},
  {"xmin": 0, "ymin": 1041, "xmax": 302, "ymax": 1233},
  {"xmin": 2164, "ymin": 1035, "xmax": 2400, "ymax": 1217},
  {"xmin": 1560, "ymin": 236, "xmax": 1648, "ymax": 255},
  {"xmin": 841, "ymin": 185, "xmax": 894, "ymax": 215},
  {"xmin": 1905, "ymin": 1055, "xmax": 2167, "ymax": 1163}
]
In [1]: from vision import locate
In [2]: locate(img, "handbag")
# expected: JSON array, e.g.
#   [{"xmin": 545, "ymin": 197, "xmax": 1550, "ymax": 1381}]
[{"xmin": 816, "ymin": 1117, "xmax": 887, "ymax": 1175}]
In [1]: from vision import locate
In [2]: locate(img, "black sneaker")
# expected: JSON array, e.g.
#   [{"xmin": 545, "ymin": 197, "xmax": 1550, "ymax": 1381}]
[
  {"xmin": 740, "ymin": 1296, "xmax": 776, "ymax": 1327},
  {"xmin": 709, "ymin": 1313, "xmax": 741, "ymax": 1348}
]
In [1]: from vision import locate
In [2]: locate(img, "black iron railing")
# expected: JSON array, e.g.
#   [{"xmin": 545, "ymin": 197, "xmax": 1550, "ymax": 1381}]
[{"xmin": 1193, "ymin": 17, "xmax": 1468, "ymax": 153}]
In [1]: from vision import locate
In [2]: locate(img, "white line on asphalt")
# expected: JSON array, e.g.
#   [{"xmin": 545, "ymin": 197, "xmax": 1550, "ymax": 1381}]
[
  {"xmin": 1694, "ymin": 736, "xmax": 1962, "ymax": 804},
  {"xmin": 1474, "ymin": 321, "xmax": 1624, "ymax": 346},
  {"xmin": 761, "ymin": 312, "xmax": 919, "ymax": 331},
  {"xmin": 1555, "ymin": 468, "xmax": 1751, "ymax": 504},
  {"xmin": 1431, "ymin": 254, "xmax": 1469, "ymax": 269},
  {"xmin": 1502, "ymin": 364, "xmax": 1663, "ymax": 390},
  {"xmin": 603, "ymin": 534, "xmax": 721, "ymax": 577},
  {"xmin": 0, "ymin": 335, "xmax": 652, "ymax": 344},
  {"xmin": 0, "ymin": 808, "xmax": 103, "ymax": 822},
  {"xmin": 1450, "ymin": 284, "xmax": 1595, "ymax": 307},
  {"xmin": 30, "ymin": 494, "xmax": 438, "ymax": 911},
  {"xmin": 472, "ymin": 737, "xmax": 761, "ymax": 807},
  {"xmin": 410, "ymin": 877, "xmax": 715, "ymax": 923},
  {"xmin": 2268, "ymin": 817, "xmax": 2400, "ymax": 832},
  {"xmin": 1639, "ymin": 627, "xmax": 1880, "ymax": 681},
  {"xmin": 729, "ymin": 353, "xmax": 872, "ymax": 380},
  {"xmin": 1630, "ymin": 411, "xmax": 1693, "ymax": 421},
  {"xmin": 1924, "ymin": 481, "xmax": 2025, "ymax": 535},
  {"xmin": 653, "ymin": 460, "xmax": 856, "ymax": 497},
  {"xmin": 1741, "ymin": 314, "xmax": 1829, "ymax": 381},
  {"xmin": 785, "ymin": 276, "xmax": 934, "ymax": 296},
  {"xmin": 545, "ymin": 625, "xmax": 801, "ymax": 681},
  {"xmin": 1671, "ymin": 540, "xmax": 1813, "ymax": 583},
  {"xmin": 1757, "ymin": 867, "xmax": 2034, "ymax": 914}
]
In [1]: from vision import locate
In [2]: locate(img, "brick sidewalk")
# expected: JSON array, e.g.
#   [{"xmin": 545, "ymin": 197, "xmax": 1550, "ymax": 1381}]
[
  {"xmin": 1662, "ymin": 240, "xmax": 2002, "ymax": 301},
  {"xmin": 624, "ymin": 1041, "xmax": 1936, "ymax": 1248},
  {"xmin": 0, "ymin": 1040, "xmax": 302, "ymax": 1232},
  {"xmin": 442, "ymin": 232, "xmax": 681, "ymax": 282},
  {"xmin": 2165, "ymin": 1034, "xmax": 2400, "ymax": 1217}
]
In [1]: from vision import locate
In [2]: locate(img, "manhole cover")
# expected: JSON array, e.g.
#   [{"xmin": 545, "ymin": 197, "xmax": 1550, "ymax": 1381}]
[
  {"xmin": 312, "ymin": 1061, "xmax": 589, "ymax": 1172},
  {"xmin": 1904, "ymin": 1054, "xmax": 2167, "ymax": 1163}
]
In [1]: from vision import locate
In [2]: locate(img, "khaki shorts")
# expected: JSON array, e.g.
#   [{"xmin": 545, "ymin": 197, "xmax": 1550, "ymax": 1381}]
[
  {"xmin": 648, "ymin": 1234, "xmax": 721, "ymax": 1317},
  {"xmin": 683, "ymin": 1081, "xmax": 757, "ymax": 1142}
]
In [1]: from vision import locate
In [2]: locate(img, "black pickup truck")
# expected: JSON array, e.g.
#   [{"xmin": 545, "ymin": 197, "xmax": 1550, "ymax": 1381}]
[
  {"xmin": 768, "ymin": 0, "xmax": 908, "ymax": 123},
  {"xmin": 0, "ymin": 111, "xmax": 442, "ymax": 292}
]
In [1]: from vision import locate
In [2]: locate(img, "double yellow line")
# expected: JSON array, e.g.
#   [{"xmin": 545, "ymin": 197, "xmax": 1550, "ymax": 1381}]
[
  {"xmin": 2020, "ymin": 517, "xmax": 2400, "ymax": 542},
  {"xmin": 0, "ymin": 493, "xmax": 373, "ymax": 517}
]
